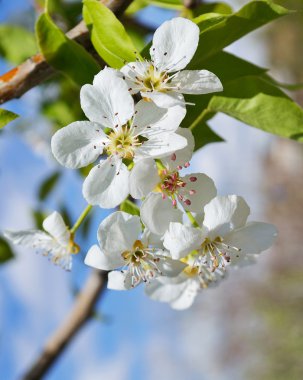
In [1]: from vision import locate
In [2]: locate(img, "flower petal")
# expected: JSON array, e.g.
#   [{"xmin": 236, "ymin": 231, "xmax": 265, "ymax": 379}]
[
  {"xmin": 140, "ymin": 193, "xmax": 183, "ymax": 236},
  {"xmin": 170, "ymin": 279, "xmax": 200, "ymax": 310},
  {"xmin": 171, "ymin": 70, "xmax": 223, "ymax": 94},
  {"xmin": 51, "ymin": 121, "xmax": 107, "ymax": 169},
  {"xmin": 145, "ymin": 276, "xmax": 188, "ymax": 303},
  {"xmin": 80, "ymin": 67, "xmax": 134, "ymax": 127},
  {"xmin": 136, "ymin": 131, "xmax": 187, "ymax": 160},
  {"xmin": 179, "ymin": 173, "xmax": 217, "ymax": 212},
  {"xmin": 107, "ymin": 270, "xmax": 133, "ymax": 290},
  {"xmin": 82, "ymin": 159, "xmax": 129, "ymax": 208},
  {"xmin": 157, "ymin": 257, "xmax": 187, "ymax": 277},
  {"xmin": 42, "ymin": 211, "xmax": 70, "ymax": 246},
  {"xmin": 150, "ymin": 17, "xmax": 199, "ymax": 72},
  {"xmin": 84, "ymin": 244, "xmax": 123, "ymax": 270},
  {"xmin": 140, "ymin": 91, "xmax": 185, "ymax": 108},
  {"xmin": 97, "ymin": 211, "xmax": 142, "ymax": 256},
  {"xmin": 132, "ymin": 100, "xmax": 167, "ymax": 133},
  {"xmin": 161, "ymin": 127, "xmax": 194, "ymax": 170},
  {"xmin": 4, "ymin": 230, "xmax": 54, "ymax": 250},
  {"xmin": 163, "ymin": 222, "xmax": 203, "ymax": 259},
  {"xmin": 224, "ymin": 222, "xmax": 277, "ymax": 259},
  {"xmin": 203, "ymin": 195, "xmax": 250, "ymax": 238},
  {"xmin": 129, "ymin": 159, "xmax": 159, "ymax": 199}
]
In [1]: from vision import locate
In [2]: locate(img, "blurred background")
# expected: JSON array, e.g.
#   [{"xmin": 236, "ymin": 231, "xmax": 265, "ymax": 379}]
[{"xmin": 0, "ymin": 0, "xmax": 303, "ymax": 379}]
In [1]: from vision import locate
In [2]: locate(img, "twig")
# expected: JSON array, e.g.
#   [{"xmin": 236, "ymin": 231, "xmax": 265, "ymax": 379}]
[
  {"xmin": 22, "ymin": 270, "xmax": 108, "ymax": 380},
  {"xmin": 0, "ymin": 0, "xmax": 133, "ymax": 105}
]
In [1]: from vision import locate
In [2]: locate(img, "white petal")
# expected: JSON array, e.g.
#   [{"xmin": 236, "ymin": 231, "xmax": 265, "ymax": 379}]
[
  {"xmin": 163, "ymin": 222, "xmax": 203, "ymax": 259},
  {"xmin": 120, "ymin": 61, "xmax": 150, "ymax": 94},
  {"xmin": 4, "ymin": 230, "xmax": 54, "ymax": 250},
  {"xmin": 132, "ymin": 100, "xmax": 167, "ymax": 134},
  {"xmin": 82, "ymin": 159, "xmax": 129, "ymax": 209},
  {"xmin": 42, "ymin": 211, "xmax": 70, "ymax": 246},
  {"xmin": 157, "ymin": 257, "xmax": 187, "ymax": 277},
  {"xmin": 80, "ymin": 67, "xmax": 134, "ymax": 127},
  {"xmin": 107, "ymin": 270, "xmax": 133, "ymax": 290},
  {"xmin": 136, "ymin": 131, "xmax": 187, "ymax": 160},
  {"xmin": 84, "ymin": 245, "xmax": 123, "ymax": 271},
  {"xmin": 150, "ymin": 17, "xmax": 199, "ymax": 72},
  {"xmin": 140, "ymin": 91, "xmax": 185, "ymax": 108},
  {"xmin": 145, "ymin": 276, "xmax": 188, "ymax": 303},
  {"xmin": 152, "ymin": 103, "xmax": 186, "ymax": 133},
  {"xmin": 140, "ymin": 193, "xmax": 183, "ymax": 236},
  {"xmin": 161, "ymin": 127, "xmax": 195, "ymax": 170},
  {"xmin": 97, "ymin": 211, "xmax": 142, "ymax": 256},
  {"xmin": 170, "ymin": 279, "xmax": 200, "ymax": 310},
  {"xmin": 203, "ymin": 195, "xmax": 250, "ymax": 238},
  {"xmin": 51, "ymin": 121, "xmax": 107, "ymax": 169},
  {"xmin": 171, "ymin": 70, "xmax": 223, "ymax": 94},
  {"xmin": 141, "ymin": 228, "xmax": 163, "ymax": 247},
  {"xmin": 129, "ymin": 159, "xmax": 158, "ymax": 199},
  {"xmin": 179, "ymin": 173, "xmax": 217, "ymax": 212},
  {"xmin": 224, "ymin": 222, "xmax": 278, "ymax": 258}
]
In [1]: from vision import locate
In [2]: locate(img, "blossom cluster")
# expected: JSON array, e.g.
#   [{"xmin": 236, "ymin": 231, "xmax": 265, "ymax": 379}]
[{"xmin": 4, "ymin": 18, "xmax": 277, "ymax": 309}]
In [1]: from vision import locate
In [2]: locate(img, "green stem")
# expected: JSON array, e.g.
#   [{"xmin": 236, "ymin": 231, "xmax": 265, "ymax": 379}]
[
  {"xmin": 189, "ymin": 108, "xmax": 210, "ymax": 131},
  {"xmin": 186, "ymin": 211, "xmax": 200, "ymax": 228},
  {"xmin": 70, "ymin": 204, "xmax": 93, "ymax": 234},
  {"xmin": 155, "ymin": 158, "xmax": 166, "ymax": 170}
]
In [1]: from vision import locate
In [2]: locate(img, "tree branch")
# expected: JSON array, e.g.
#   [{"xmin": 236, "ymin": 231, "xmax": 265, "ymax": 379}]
[
  {"xmin": 22, "ymin": 270, "xmax": 108, "ymax": 380},
  {"xmin": 0, "ymin": 0, "xmax": 132, "ymax": 105}
]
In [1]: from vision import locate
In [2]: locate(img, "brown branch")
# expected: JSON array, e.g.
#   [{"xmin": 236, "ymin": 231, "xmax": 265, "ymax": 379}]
[
  {"xmin": 0, "ymin": 0, "xmax": 133, "ymax": 105},
  {"xmin": 22, "ymin": 270, "xmax": 108, "ymax": 380}
]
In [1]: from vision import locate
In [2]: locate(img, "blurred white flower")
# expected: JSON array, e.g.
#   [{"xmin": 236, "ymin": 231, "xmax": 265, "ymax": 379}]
[{"xmin": 4, "ymin": 211, "xmax": 77, "ymax": 270}]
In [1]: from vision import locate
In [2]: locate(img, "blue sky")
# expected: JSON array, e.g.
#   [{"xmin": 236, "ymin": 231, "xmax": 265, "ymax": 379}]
[{"xmin": 0, "ymin": 1, "xmax": 276, "ymax": 379}]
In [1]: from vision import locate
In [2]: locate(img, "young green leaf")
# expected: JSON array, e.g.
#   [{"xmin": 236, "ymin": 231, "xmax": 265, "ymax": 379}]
[
  {"xmin": 83, "ymin": 0, "xmax": 139, "ymax": 68},
  {"xmin": 38, "ymin": 171, "xmax": 61, "ymax": 201},
  {"xmin": 0, "ymin": 108, "xmax": 19, "ymax": 129},
  {"xmin": 190, "ymin": 0, "xmax": 289, "ymax": 65},
  {"xmin": 0, "ymin": 237, "xmax": 14, "ymax": 264},
  {"xmin": 36, "ymin": 13, "xmax": 100, "ymax": 86},
  {"xmin": 0, "ymin": 25, "xmax": 37, "ymax": 64},
  {"xmin": 120, "ymin": 199, "xmax": 140, "ymax": 216},
  {"xmin": 192, "ymin": 122, "xmax": 224, "ymax": 151}
]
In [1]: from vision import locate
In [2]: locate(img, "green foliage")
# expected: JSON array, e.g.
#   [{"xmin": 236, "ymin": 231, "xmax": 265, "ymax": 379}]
[
  {"xmin": 191, "ymin": 122, "xmax": 224, "ymax": 151},
  {"xmin": 191, "ymin": 0, "xmax": 289, "ymax": 64},
  {"xmin": 0, "ymin": 109, "xmax": 19, "ymax": 129},
  {"xmin": 36, "ymin": 13, "xmax": 100, "ymax": 86},
  {"xmin": 120, "ymin": 199, "xmax": 140, "ymax": 216},
  {"xmin": 0, "ymin": 25, "xmax": 37, "ymax": 64},
  {"xmin": 38, "ymin": 171, "xmax": 61, "ymax": 201},
  {"xmin": 83, "ymin": 0, "xmax": 139, "ymax": 68},
  {"xmin": 192, "ymin": 2, "xmax": 233, "ymax": 17},
  {"xmin": 0, "ymin": 237, "xmax": 14, "ymax": 264}
]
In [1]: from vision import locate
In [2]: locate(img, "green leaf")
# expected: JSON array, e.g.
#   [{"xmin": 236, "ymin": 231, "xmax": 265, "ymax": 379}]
[
  {"xmin": 36, "ymin": 12, "xmax": 100, "ymax": 86},
  {"xmin": 83, "ymin": 0, "xmax": 139, "ymax": 68},
  {"xmin": 190, "ymin": 0, "xmax": 289, "ymax": 65},
  {"xmin": 0, "ymin": 108, "xmax": 19, "ymax": 129},
  {"xmin": 207, "ymin": 76, "xmax": 303, "ymax": 141},
  {"xmin": 0, "ymin": 237, "xmax": 14, "ymax": 264},
  {"xmin": 32, "ymin": 210, "xmax": 45, "ymax": 229},
  {"xmin": 38, "ymin": 171, "xmax": 61, "ymax": 201},
  {"xmin": 0, "ymin": 25, "xmax": 37, "ymax": 64},
  {"xmin": 192, "ymin": 122, "xmax": 224, "ymax": 151},
  {"xmin": 120, "ymin": 199, "xmax": 140, "ymax": 216},
  {"xmin": 192, "ymin": 2, "xmax": 233, "ymax": 17}
]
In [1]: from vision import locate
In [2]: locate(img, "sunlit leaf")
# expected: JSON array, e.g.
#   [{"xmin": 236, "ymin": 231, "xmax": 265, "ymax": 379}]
[
  {"xmin": 0, "ymin": 108, "xmax": 19, "ymax": 129},
  {"xmin": 36, "ymin": 12, "xmax": 100, "ymax": 86},
  {"xmin": 83, "ymin": 0, "xmax": 139, "ymax": 68}
]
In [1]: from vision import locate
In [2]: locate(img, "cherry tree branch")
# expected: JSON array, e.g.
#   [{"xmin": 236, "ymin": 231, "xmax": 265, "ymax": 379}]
[
  {"xmin": 22, "ymin": 270, "xmax": 108, "ymax": 380},
  {"xmin": 0, "ymin": 0, "xmax": 132, "ymax": 105}
]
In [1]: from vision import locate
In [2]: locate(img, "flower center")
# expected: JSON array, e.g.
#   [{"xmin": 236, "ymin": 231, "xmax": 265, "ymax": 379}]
[
  {"xmin": 160, "ymin": 170, "xmax": 186, "ymax": 196},
  {"xmin": 121, "ymin": 239, "xmax": 162, "ymax": 287},
  {"xmin": 106, "ymin": 127, "xmax": 141, "ymax": 160}
]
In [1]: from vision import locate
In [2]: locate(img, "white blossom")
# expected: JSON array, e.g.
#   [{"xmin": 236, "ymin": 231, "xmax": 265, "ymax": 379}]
[
  {"xmin": 129, "ymin": 128, "xmax": 217, "ymax": 211},
  {"xmin": 84, "ymin": 211, "xmax": 185, "ymax": 289},
  {"xmin": 4, "ymin": 212, "xmax": 77, "ymax": 270},
  {"xmin": 121, "ymin": 17, "xmax": 223, "ymax": 108},
  {"xmin": 51, "ymin": 68, "xmax": 187, "ymax": 208}
]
